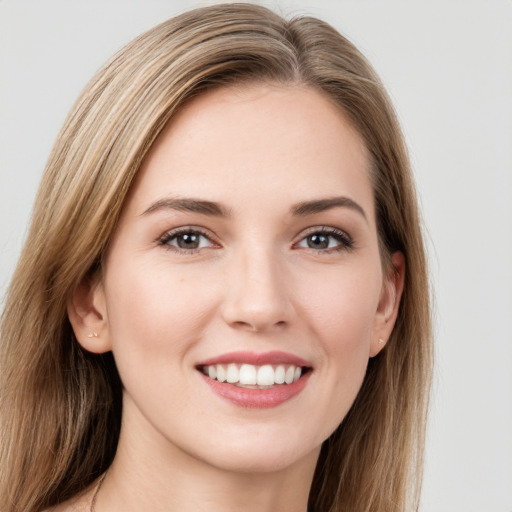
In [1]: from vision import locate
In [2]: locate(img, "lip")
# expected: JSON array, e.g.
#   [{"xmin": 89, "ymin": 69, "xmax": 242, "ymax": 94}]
[
  {"xmin": 196, "ymin": 351, "xmax": 313, "ymax": 409},
  {"xmin": 196, "ymin": 350, "xmax": 312, "ymax": 367},
  {"xmin": 199, "ymin": 371, "xmax": 311, "ymax": 408}
]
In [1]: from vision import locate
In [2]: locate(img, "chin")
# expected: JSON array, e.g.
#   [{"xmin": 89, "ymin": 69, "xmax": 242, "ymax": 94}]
[
  {"xmin": 200, "ymin": 442, "xmax": 320, "ymax": 475},
  {"xmin": 180, "ymin": 423, "xmax": 324, "ymax": 476}
]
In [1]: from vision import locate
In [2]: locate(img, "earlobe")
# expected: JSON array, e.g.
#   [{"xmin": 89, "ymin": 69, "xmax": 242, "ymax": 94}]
[
  {"xmin": 67, "ymin": 277, "xmax": 112, "ymax": 354},
  {"xmin": 370, "ymin": 251, "xmax": 405, "ymax": 357}
]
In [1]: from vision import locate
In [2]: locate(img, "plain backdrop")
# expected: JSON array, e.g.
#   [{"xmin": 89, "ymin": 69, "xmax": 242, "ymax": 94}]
[{"xmin": 1, "ymin": 1, "xmax": 511, "ymax": 510}]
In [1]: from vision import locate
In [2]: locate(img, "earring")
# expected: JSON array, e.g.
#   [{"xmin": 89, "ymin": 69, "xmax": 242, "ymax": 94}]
[
  {"xmin": 378, "ymin": 337, "xmax": 385, "ymax": 344},
  {"xmin": 87, "ymin": 332, "xmax": 99, "ymax": 338}
]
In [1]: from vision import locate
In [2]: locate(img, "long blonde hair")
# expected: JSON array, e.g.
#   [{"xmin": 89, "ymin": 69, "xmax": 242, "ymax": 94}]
[{"xmin": 0, "ymin": 4, "xmax": 432, "ymax": 511}]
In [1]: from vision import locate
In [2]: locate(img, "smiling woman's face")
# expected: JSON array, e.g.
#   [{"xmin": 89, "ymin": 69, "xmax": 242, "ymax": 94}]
[{"xmin": 73, "ymin": 83, "xmax": 401, "ymax": 475}]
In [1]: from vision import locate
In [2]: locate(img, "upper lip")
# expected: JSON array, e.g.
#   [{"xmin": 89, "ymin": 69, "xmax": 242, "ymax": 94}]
[{"xmin": 196, "ymin": 351, "xmax": 312, "ymax": 368}]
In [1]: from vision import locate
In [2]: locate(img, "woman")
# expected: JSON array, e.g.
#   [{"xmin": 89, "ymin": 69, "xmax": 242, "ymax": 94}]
[{"xmin": 0, "ymin": 4, "xmax": 432, "ymax": 512}]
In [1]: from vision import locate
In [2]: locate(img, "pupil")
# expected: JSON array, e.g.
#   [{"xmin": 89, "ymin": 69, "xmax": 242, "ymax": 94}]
[
  {"xmin": 308, "ymin": 234, "xmax": 328, "ymax": 249},
  {"xmin": 178, "ymin": 233, "xmax": 199, "ymax": 249}
]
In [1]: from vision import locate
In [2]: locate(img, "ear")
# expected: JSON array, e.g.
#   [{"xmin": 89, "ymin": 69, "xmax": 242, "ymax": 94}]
[
  {"xmin": 67, "ymin": 276, "xmax": 112, "ymax": 354},
  {"xmin": 370, "ymin": 251, "xmax": 405, "ymax": 357}
]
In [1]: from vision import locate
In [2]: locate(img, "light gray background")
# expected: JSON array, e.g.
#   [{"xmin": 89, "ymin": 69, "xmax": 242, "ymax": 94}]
[{"xmin": 1, "ymin": 1, "xmax": 511, "ymax": 510}]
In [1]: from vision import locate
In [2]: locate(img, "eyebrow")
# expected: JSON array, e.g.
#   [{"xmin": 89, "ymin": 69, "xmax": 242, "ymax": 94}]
[
  {"xmin": 142, "ymin": 197, "xmax": 231, "ymax": 217},
  {"xmin": 142, "ymin": 195, "xmax": 367, "ymax": 221},
  {"xmin": 291, "ymin": 196, "xmax": 368, "ymax": 222}
]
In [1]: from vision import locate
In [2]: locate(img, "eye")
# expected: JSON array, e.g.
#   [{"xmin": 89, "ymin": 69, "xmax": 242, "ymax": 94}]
[
  {"xmin": 295, "ymin": 228, "xmax": 353, "ymax": 252},
  {"xmin": 159, "ymin": 228, "xmax": 217, "ymax": 252}
]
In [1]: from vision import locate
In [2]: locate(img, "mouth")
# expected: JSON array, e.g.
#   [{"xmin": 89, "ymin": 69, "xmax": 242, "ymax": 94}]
[
  {"xmin": 195, "ymin": 351, "xmax": 313, "ymax": 408},
  {"xmin": 198, "ymin": 363, "xmax": 312, "ymax": 389}
]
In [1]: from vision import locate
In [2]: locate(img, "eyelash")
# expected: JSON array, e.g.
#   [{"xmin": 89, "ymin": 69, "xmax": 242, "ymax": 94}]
[
  {"xmin": 158, "ymin": 227, "xmax": 218, "ymax": 253},
  {"xmin": 157, "ymin": 226, "xmax": 354, "ymax": 254},
  {"xmin": 294, "ymin": 227, "xmax": 354, "ymax": 253}
]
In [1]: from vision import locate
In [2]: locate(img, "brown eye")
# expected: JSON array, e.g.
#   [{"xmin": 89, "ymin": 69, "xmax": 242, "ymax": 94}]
[
  {"xmin": 159, "ymin": 229, "xmax": 214, "ymax": 252},
  {"xmin": 306, "ymin": 234, "xmax": 330, "ymax": 249},
  {"xmin": 176, "ymin": 232, "xmax": 201, "ymax": 249}
]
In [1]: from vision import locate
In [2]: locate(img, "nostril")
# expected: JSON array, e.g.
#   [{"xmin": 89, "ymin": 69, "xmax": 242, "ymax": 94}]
[
  {"xmin": 230, "ymin": 320, "xmax": 254, "ymax": 330},
  {"xmin": 229, "ymin": 318, "xmax": 288, "ymax": 332}
]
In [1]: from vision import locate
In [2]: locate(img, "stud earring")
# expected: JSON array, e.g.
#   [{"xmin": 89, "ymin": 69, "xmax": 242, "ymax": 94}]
[
  {"xmin": 378, "ymin": 337, "xmax": 385, "ymax": 344},
  {"xmin": 87, "ymin": 332, "xmax": 99, "ymax": 338}
]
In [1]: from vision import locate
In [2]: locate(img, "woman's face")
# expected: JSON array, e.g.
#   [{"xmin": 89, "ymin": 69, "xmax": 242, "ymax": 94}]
[{"xmin": 81, "ymin": 84, "xmax": 400, "ymax": 474}]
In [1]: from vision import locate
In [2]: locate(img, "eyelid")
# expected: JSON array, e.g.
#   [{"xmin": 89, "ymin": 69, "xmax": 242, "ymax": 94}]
[
  {"xmin": 293, "ymin": 226, "xmax": 354, "ymax": 251},
  {"xmin": 158, "ymin": 226, "xmax": 220, "ymax": 252}
]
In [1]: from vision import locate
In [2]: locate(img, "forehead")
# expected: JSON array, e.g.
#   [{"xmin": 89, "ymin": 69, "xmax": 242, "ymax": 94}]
[{"xmin": 128, "ymin": 83, "xmax": 374, "ymax": 218}]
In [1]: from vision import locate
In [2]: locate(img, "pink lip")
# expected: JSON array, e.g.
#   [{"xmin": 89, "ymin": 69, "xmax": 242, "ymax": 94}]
[
  {"xmin": 196, "ymin": 351, "xmax": 313, "ymax": 409},
  {"xmin": 196, "ymin": 350, "xmax": 312, "ymax": 367},
  {"xmin": 199, "ymin": 371, "xmax": 311, "ymax": 409}
]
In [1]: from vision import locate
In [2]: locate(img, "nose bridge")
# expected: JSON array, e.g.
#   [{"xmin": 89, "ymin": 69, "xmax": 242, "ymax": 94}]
[{"xmin": 222, "ymin": 240, "xmax": 291, "ymax": 331}]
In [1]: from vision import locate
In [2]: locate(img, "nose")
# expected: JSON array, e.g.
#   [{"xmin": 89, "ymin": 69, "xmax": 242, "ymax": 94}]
[{"xmin": 221, "ymin": 247, "xmax": 293, "ymax": 333}]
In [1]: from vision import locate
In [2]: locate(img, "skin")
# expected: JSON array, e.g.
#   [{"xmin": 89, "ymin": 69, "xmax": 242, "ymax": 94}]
[{"xmin": 67, "ymin": 83, "xmax": 404, "ymax": 512}]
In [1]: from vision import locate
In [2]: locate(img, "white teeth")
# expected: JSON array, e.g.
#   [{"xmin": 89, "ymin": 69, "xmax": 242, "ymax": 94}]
[
  {"xmin": 216, "ymin": 365, "xmax": 227, "ymax": 383},
  {"xmin": 275, "ymin": 365, "xmax": 285, "ymax": 384},
  {"xmin": 226, "ymin": 364, "xmax": 239, "ymax": 383},
  {"xmin": 284, "ymin": 366, "xmax": 295, "ymax": 384},
  {"xmin": 203, "ymin": 363, "xmax": 305, "ymax": 387},
  {"xmin": 256, "ymin": 365, "xmax": 275, "ymax": 386},
  {"xmin": 239, "ymin": 364, "xmax": 257, "ymax": 385}
]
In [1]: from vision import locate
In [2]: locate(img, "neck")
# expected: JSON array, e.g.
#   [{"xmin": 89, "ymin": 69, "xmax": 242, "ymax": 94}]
[{"xmin": 96, "ymin": 397, "xmax": 319, "ymax": 512}]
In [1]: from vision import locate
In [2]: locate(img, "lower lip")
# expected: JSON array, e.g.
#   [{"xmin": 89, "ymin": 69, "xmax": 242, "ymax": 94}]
[{"xmin": 199, "ymin": 371, "xmax": 311, "ymax": 409}]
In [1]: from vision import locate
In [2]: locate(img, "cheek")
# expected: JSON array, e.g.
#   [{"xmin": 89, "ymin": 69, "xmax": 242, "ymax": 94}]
[
  {"xmin": 295, "ymin": 261, "xmax": 382, "ymax": 414},
  {"xmin": 298, "ymin": 262, "xmax": 381, "ymax": 347},
  {"xmin": 104, "ymin": 259, "xmax": 220, "ymax": 364},
  {"xmin": 102, "ymin": 260, "xmax": 226, "ymax": 420}
]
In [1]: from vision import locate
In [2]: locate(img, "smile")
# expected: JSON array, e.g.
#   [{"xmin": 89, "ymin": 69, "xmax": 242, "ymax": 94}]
[
  {"xmin": 200, "ymin": 363, "xmax": 303, "ymax": 388},
  {"xmin": 196, "ymin": 351, "xmax": 313, "ymax": 408}
]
